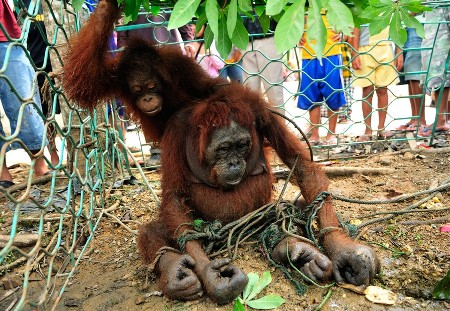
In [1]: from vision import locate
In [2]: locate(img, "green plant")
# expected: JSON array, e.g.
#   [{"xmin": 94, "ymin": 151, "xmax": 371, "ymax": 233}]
[
  {"xmin": 233, "ymin": 271, "xmax": 285, "ymax": 310},
  {"xmin": 72, "ymin": 0, "xmax": 429, "ymax": 60},
  {"xmin": 433, "ymin": 269, "xmax": 450, "ymax": 300}
]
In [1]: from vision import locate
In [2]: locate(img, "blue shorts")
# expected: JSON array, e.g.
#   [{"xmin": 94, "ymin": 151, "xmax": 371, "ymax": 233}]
[
  {"xmin": 404, "ymin": 28, "xmax": 423, "ymax": 81},
  {"xmin": 0, "ymin": 43, "xmax": 46, "ymax": 151},
  {"xmin": 297, "ymin": 55, "xmax": 346, "ymax": 111}
]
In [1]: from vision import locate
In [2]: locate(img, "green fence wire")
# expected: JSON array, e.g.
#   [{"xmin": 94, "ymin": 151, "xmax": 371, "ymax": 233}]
[{"xmin": 0, "ymin": 0, "xmax": 449, "ymax": 310}]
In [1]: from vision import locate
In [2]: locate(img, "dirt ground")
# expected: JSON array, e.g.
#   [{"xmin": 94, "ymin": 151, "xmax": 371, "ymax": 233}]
[
  {"xmin": 2, "ymin": 144, "xmax": 450, "ymax": 311},
  {"xmin": 47, "ymin": 144, "xmax": 449, "ymax": 311}
]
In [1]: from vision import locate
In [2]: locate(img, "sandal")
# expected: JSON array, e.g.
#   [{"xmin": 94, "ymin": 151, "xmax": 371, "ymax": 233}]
[
  {"xmin": 418, "ymin": 124, "xmax": 450, "ymax": 137},
  {"xmin": 323, "ymin": 137, "xmax": 338, "ymax": 146},
  {"xmin": 0, "ymin": 180, "xmax": 15, "ymax": 188},
  {"xmin": 377, "ymin": 130, "xmax": 395, "ymax": 140},
  {"xmin": 355, "ymin": 134, "xmax": 372, "ymax": 142},
  {"xmin": 395, "ymin": 123, "xmax": 417, "ymax": 132},
  {"xmin": 308, "ymin": 139, "xmax": 321, "ymax": 147}
]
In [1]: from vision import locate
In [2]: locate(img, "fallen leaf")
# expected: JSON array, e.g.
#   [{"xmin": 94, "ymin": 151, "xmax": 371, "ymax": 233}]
[{"xmin": 364, "ymin": 286, "xmax": 397, "ymax": 305}]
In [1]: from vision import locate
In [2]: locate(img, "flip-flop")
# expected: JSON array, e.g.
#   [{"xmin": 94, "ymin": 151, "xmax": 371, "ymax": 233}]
[
  {"xmin": 323, "ymin": 137, "xmax": 338, "ymax": 146},
  {"xmin": 308, "ymin": 139, "xmax": 321, "ymax": 147},
  {"xmin": 394, "ymin": 123, "xmax": 417, "ymax": 132},
  {"xmin": 418, "ymin": 125, "xmax": 449, "ymax": 137},
  {"xmin": 355, "ymin": 134, "xmax": 372, "ymax": 142},
  {"xmin": 0, "ymin": 180, "xmax": 15, "ymax": 188},
  {"xmin": 377, "ymin": 130, "xmax": 395, "ymax": 140}
]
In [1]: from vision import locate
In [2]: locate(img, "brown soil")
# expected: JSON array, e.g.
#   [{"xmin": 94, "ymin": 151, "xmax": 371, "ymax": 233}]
[{"xmin": 2, "ymin": 148, "xmax": 450, "ymax": 311}]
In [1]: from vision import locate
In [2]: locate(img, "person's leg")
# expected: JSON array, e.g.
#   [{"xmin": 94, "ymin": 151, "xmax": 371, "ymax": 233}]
[
  {"xmin": 298, "ymin": 59, "xmax": 321, "ymax": 136},
  {"xmin": 326, "ymin": 108, "xmax": 338, "ymax": 142},
  {"xmin": 318, "ymin": 55, "xmax": 346, "ymax": 141},
  {"xmin": 410, "ymin": 80, "xmax": 426, "ymax": 126},
  {"xmin": 418, "ymin": 87, "xmax": 450, "ymax": 136},
  {"xmin": 403, "ymin": 27, "xmax": 424, "ymax": 129},
  {"xmin": 435, "ymin": 87, "xmax": 450, "ymax": 128},
  {"xmin": 375, "ymin": 86, "xmax": 388, "ymax": 132},
  {"xmin": 0, "ymin": 44, "xmax": 49, "ymax": 178},
  {"xmin": 254, "ymin": 37, "xmax": 284, "ymax": 113},
  {"xmin": 308, "ymin": 106, "xmax": 321, "ymax": 143},
  {"xmin": 447, "ymin": 93, "xmax": 450, "ymax": 123},
  {"xmin": 46, "ymin": 123, "xmax": 60, "ymax": 166},
  {"xmin": 339, "ymin": 77, "xmax": 352, "ymax": 122},
  {"xmin": 1, "ymin": 157, "xmax": 13, "ymax": 184},
  {"xmin": 242, "ymin": 46, "xmax": 262, "ymax": 93},
  {"xmin": 361, "ymin": 85, "xmax": 375, "ymax": 136}
]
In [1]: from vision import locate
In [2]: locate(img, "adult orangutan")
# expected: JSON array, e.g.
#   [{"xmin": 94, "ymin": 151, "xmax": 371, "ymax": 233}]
[
  {"xmin": 63, "ymin": 0, "xmax": 379, "ymax": 305},
  {"xmin": 63, "ymin": 0, "xmax": 220, "ymax": 142},
  {"xmin": 137, "ymin": 86, "xmax": 380, "ymax": 305}
]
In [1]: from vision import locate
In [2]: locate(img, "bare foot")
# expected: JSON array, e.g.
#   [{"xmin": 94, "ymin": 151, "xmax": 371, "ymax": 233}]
[
  {"xmin": 50, "ymin": 151, "xmax": 60, "ymax": 166},
  {"xmin": 34, "ymin": 157, "xmax": 50, "ymax": 177}
]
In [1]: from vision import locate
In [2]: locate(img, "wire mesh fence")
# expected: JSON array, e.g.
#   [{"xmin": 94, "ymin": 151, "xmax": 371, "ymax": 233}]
[{"xmin": 0, "ymin": 0, "xmax": 449, "ymax": 310}]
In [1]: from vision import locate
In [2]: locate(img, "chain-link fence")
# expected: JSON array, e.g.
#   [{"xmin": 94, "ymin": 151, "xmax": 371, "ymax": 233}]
[{"xmin": 1, "ymin": 1, "xmax": 449, "ymax": 310}]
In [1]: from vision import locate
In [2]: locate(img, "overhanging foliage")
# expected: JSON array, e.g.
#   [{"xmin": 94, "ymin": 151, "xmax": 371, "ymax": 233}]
[{"xmin": 71, "ymin": 0, "xmax": 430, "ymax": 60}]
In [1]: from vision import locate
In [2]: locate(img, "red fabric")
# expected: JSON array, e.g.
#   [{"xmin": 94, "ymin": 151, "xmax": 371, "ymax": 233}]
[{"xmin": 1, "ymin": 0, "xmax": 22, "ymax": 41}]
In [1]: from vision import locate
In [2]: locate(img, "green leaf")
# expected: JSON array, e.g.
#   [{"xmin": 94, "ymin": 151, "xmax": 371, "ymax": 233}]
[
  {"xmin": 150, "ymin": 5, "xmax": 160, "ymax": 16},
  {"xmin": 433, "ymin": 269, "xmax": 450, "ymax": 300},
  {"xmin": 141, "ymin": 0, "xmax": 150, "ymax": 12},
  {"xmin": 368, "ymin": 8, "xmax": 394, "ymax": 36},
  {"xmin": 196, "ymin": 12, "xmax": 208, "ymax": 35},
  {"xmin": 123, "ymin": 14, "xmax": 133, "ymax": 25},
  {"xmin": 324, "ymin": 0, "xmax": 354, "ymax": 35},
  {"xmin": 246, "ymin": 295, "xmax": 285, "ymax": 309},
  {"xmin": 233, "ymin": 298, "xmax": 246, "ymax": 311},
  {"xmin": 254, "ymin": 6, "xmax": 265, "ymax": 17},
  {"xmin": 400, "ymin": 0, "xmax": 431, "ymax": 13},
  {"xmin": 247, "ymin": 271, "xmax": 272, "ymax": 301},
  {"xmin": 216, "ymin": 17, "xmax": 233, "ymax": 58},
  {"xmin": 399, "ymin": 9, "xmax": 425, "ymax": 38},
  {"xmin": 259, "ymin": 13, "xmax": 270, "ymax": 35},
  {"xmin": 168, "ymin": 0, "xmax": 201, "ymax": 30},
  {"xmin": 206, "ymin": 0, "xmax": 219, "ymax": 38},
  {"xmin": 227, "ymin": 0, "xmax": 238, "ymax": 38},
  {"xmin": 359, "ymin": 5, "xmax": 389, "ymax": 20},
  {"xmin": 389, "ymin": 9, "xmax": 407, "ymax": 46},
  {"xmin": 123, "ymin": 0, "xmax": 138, "ymax": 21},
  {"xmin": 306, "ymin": 4, "xmax": 326, "ymax": 59},
  {"xmin": 274, "ymin": 0, "xmax": 306, "ymax": 53},
  {"xmin": 369, "ymin": 0, "xmax": 394, "ymax": 8},
  {"xmin": 238, "ymin": 0, "xmax": 252, "ymax": 13},
  {"xmin": 72, "ymin": 0, "xmax": 84, "ymax": 11},
  {"xmin": 243, "ymin": 272, "xmax": 259, "ymax": 301},
  {"xmin": 232, "ymin": 18, "xmax": 249, "ymax": 50},
  {"xmin": 204, "ymin": 24, "xmax": 214, "ymax": 50},
  {"xmin": 266, "ymin": 0, "xmax": 289, "ymax": 16}
]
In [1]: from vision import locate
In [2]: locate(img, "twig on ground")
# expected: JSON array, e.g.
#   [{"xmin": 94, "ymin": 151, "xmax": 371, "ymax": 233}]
[
  {"xmin": 0, "ymin": 234, "xmax": 38, "ymax": 248},
  {"xmin": 399, "ymin": 216, "xmax": 450, "ymax": 226},
  {"xmin": 103, "ymin": 211, "xmax": 138, "ymax": 235}
]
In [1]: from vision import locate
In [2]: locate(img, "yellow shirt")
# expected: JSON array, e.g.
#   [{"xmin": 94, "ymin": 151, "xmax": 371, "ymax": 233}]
[{"xmin": 302, "ymin": 14, "xmax": 342, "ymax": 59}]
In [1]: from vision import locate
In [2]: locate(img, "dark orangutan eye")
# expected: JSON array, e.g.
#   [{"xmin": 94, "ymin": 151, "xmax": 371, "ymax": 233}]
[
  {"xmin": 131, "ymin": 85, "xmax": 142, "ymax": 93},
  {"xmin": 147, "ymin": 82, "xmax": 156, "ymax": 90},
  {"xmin": 237, "ymin": 140, "xmax": 250, "ymax": 151},
  {"xmin": 217, "ymin": 143, "xmax": 231, "ymax": 153}
]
